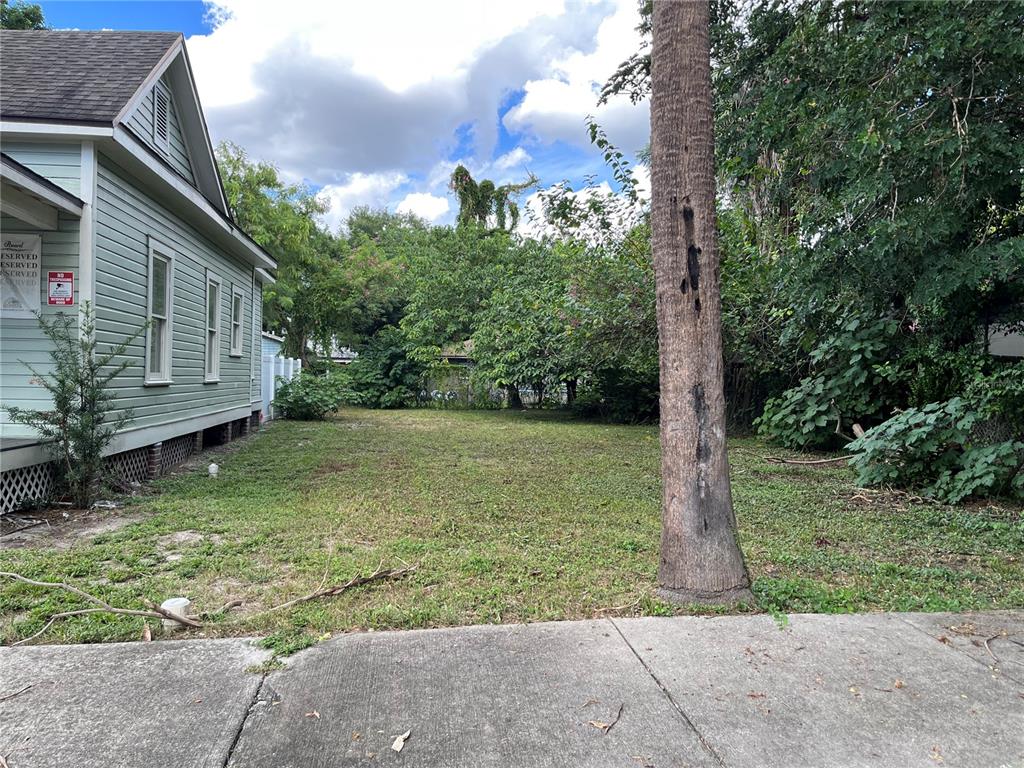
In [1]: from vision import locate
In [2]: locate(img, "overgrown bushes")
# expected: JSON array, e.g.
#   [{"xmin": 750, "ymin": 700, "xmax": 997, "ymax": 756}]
[
  {"xmin": 848, "ymin": 366, "xmax": 1024, "ymax": 503},
  {"xmin": 339, "ymin": 327, "xmax": 424, "ymax": 409},
  {"xmin": 272, "ymin": 371, "xmax": 346, "ymax": 420}
]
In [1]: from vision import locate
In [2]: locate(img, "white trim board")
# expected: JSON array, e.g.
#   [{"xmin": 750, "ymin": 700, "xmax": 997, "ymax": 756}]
[
  {"xmin": 0, "ymin": 122, "xmax": 114, "ymax": 139},
  {"xmin": 0, "ymin": 404, "xmax": 256, "ymax": 471}
]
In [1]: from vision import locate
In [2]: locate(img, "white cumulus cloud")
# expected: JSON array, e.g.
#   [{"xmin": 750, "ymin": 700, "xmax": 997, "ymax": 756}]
[
  {"xmin": 396, "ymin": 192, "xmax": 450, "ymax": 222},
  {"xmin": 318, "ymin": 172, "xmax": 408, "ymax": 233},
  {"xmin": 184, "ymin": 0, "xmax": 646, "ymax": 223}
]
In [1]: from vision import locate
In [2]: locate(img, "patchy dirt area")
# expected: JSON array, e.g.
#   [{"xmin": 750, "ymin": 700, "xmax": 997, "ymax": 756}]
[
  {"xmin": 0, "ymin": 507, "xmax": 145, "ymax": 551},
  {"xmin": 156, "ymin": 529, "xmax": 225, "ymax": 562}
]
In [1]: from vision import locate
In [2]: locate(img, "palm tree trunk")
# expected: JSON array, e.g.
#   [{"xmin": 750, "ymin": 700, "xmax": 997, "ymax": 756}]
[{"xmin": 651, "ymin": 0, "xmax": 752, "ymax": 605}]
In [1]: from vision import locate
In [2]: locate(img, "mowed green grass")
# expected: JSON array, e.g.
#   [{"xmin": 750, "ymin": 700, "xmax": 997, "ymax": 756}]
[{"xmin": 2, "ymin": 408, "xmax": 1022, "ymax": 650}]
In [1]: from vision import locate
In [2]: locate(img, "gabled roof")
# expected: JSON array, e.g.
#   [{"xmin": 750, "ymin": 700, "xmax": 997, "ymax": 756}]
[
  {"xmin": 0, "ymin": 31, "xmax": 180, "ymax": 125},
  {"xmin": 0, "ymin": 30, "xmax": 275, "ymax": 273}
]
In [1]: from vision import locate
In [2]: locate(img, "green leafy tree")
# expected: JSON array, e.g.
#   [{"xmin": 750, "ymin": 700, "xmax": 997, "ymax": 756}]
[
  {"xmin": 217, "ymin": 145, "xmax": 414, "ymax": 362},
  {"xmin": 470, "ymin": 239, "xmax": 582, "ymax": 403},
  {"xmin": 4, "ymin": 304, "xmax": 141, "ymax": 508},
  {"xmin": 1, "ymin": 0, "xmax": 45, "ymax": 29}
]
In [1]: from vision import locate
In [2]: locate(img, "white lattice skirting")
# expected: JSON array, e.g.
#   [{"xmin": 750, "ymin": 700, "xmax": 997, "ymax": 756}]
[
  {"xmin": 2, "ymin": 428, "xmax": 212, "ymax": 514},
  {"xmin": 1, "ymin": 462, "xmax": 55, "ymax": 515},
  {"xmin": 160, "ymin": 433, "xmax": 196, "ymax": 474}
]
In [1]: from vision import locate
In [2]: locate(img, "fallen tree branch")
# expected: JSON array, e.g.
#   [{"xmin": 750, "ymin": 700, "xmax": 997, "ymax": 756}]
[
  {"xmin": 191, "ymin": 599, "xmax": 243, "ymax": 620},
  {"xmin": 762, "ymin": 455, "xmax": 854, "ymax": 466},
  {"xmin": 1, "ymin": 571, "xmax": 202, "ymax": 646},
  {"xmin": 588, "ymin": 703, "xmax": 624, "ymax": 734},
  {"xmin": 268, "ymin": 562, "xmax": 417, "ymax": 613},
  {"xmin": 141, "ymin": 600, "xmax": 204, "ymax": 628}
]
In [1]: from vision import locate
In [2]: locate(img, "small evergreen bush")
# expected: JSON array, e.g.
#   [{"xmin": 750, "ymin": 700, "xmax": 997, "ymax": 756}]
[{"xmin": 4, "ymin": 303, "xmax": 141, "ymax": 508}]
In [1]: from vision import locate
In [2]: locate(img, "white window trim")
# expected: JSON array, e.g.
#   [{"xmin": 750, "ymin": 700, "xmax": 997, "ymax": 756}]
[
  {"xmin": 152, "ymin": 82, "xmax": 171, "ymax": 156},
  {"xmin": 205, "ymin": 270, "xmax": 221, "ymax": 383},
  {"xmin": 229, "ymin": 284, "xmax": 244, "ymax": 357},
  {"xmin": 145, "ymin": 239, "xmax": 174, "ymax": 386},
  {"xmin": 250, "ymin": 270, "xmax": 258, "ymax": 384}
]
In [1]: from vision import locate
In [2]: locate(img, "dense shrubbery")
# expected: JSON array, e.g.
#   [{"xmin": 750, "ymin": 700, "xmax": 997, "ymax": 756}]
[
  {"xmin": 272, "ymin": 372, "xmax": 346, "ymax": 420},
  {"xmin": 236, "ymin": 1, "xmax": 1024, "ymax": 503},
  {"xmin": 849, "ymin": 366, "xmax": 1024, "ymax": 503},
  {"xmin": 338, "ymin": 327, "xmax": 424, "ymax": 409}
]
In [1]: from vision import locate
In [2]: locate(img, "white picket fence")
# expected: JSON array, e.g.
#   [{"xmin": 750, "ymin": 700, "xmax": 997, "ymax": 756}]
[{"xmin": 261, "ymin": 354, "xmax": 302, "ymax": 420}]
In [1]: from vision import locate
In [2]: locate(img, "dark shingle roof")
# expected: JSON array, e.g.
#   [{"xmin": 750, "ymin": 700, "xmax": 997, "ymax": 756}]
[{"xmin": 0, "ymin": 30, "xmax": 180, "ymax": 124}]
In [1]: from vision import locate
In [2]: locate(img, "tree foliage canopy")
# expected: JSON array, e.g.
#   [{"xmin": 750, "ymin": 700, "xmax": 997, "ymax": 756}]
[{"xmin": 1, "ymin": 0, "xmax": 45, "ymax": 29}]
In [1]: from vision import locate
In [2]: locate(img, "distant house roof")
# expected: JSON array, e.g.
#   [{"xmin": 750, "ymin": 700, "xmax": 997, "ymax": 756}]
[{"xmin": 0, "ymin": 30, "xmax": 180, "ymax": 125}]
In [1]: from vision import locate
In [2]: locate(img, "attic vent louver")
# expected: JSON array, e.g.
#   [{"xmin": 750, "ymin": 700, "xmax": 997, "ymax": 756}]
[{"xmin": 153, "ymin": 83, "xmax": 171, "ymax": 154}]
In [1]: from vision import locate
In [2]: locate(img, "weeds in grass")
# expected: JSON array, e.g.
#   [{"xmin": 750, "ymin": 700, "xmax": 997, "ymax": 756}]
[{"xmin": 1, "ymin": 409, "xmax": 1021, "ymax": 645}]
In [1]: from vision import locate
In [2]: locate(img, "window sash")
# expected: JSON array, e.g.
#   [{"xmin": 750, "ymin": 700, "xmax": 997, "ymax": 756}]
[
  {"xmin": 230, "ymin": 289, "xmax": 243, "ymax": 356},
  {"xmin": 146, "ymin": 249, "xmax": 172, "ymax": 382},
  {"xmin": 206, "ymin": 275, "xmax": 221, "ymax": 381}
]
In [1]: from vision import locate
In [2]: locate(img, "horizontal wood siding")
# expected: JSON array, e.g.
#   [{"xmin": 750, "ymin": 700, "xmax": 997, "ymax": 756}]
[
  {"xmin": 253, "ymin": 281, "xmax": 263, "ymax": 401},
  {"xmin": 125, "ymin": 76, "xmax": 195, "ymax": 185},
  {"xmin": 94, "ymin": 155, "xmax": 254, "ymax": 431},
  {"xmin": 2, "ymin": 141, "xmax": 81, "ymax": 197},
  {"xmin": 0, "ymin": 212, "xmax": 80, "ymax": 438}
]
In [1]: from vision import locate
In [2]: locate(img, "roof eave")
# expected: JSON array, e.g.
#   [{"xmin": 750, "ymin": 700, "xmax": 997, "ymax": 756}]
[{"xmin": 110, "ymin": 126, "xmax": 276, "ymax": 273}]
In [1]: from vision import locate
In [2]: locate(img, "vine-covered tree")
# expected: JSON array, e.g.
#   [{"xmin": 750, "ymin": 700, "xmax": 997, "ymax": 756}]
[{"xmin": 449, "ymin": 165, "xmax": 537, "ymax": 231}]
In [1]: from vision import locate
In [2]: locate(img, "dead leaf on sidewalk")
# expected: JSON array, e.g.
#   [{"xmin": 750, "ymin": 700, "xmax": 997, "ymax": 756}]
[
  {"xmin": 588, "ymin": 703, "xmax": 624, "ymax": 734},
  {"xmin": 392, "ymin": 729, "xmax": 411, "ymax": 752},
  {"xmin": 305, "ymin": 710, "xmax": 320, "ymax": 719}
]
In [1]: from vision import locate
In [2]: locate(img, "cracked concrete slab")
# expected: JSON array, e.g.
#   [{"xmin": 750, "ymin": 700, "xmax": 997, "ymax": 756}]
[
  {"xmin": 0, "ymin": 638, "xmax": 270, "ymax": 768},
  {"xmin": 614, "ymin": 613, "xmax": 1024, "ymax": 768},
  {"xmin": 226, "ymin": 620, "xmax": 719, "ymax": 768}
]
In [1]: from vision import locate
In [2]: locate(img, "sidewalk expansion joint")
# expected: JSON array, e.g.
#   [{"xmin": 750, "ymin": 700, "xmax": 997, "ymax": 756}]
[
  {"xmin": 607, "ymin": 618, "xmax": 729, "ymax": 768},
  {"xmin": 221, "ymin": 666, "xmax": 270, "ymax": 768}
]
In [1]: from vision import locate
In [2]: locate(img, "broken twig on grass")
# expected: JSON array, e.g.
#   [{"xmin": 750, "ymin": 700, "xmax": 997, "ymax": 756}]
[
  {"xmin": 762, "ymin": 455, "xmax": 854, "ymax": 466},
  {"xmin": 267, "ymin": 562, "xmax": 417, "ymax": 613},
  {"xmin": 191, "ymin": 599, "xmax": 244, "ymax": 620},
  {"xmin": 1, "ymin": 571, "xmax": 203, "ymax": 646}
]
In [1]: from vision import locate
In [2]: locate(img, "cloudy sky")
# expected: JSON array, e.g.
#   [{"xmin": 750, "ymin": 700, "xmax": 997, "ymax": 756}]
[{"xmin": 41, "ymin": 0, "xmax": 649, "ymax": 232}]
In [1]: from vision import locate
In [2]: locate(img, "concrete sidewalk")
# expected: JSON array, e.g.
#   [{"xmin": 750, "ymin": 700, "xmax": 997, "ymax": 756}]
[{"xmin": 1, "ymin": 612, "xmax": 1022, "ymax": 768}]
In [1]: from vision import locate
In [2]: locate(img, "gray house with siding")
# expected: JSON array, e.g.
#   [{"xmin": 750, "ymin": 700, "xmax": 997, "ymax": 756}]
[{"xmin": 0, "ymin": 30, "xmax": 275, "ymax": 512}]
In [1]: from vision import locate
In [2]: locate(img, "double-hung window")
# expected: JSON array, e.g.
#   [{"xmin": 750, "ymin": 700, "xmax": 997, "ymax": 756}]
[
  {"xmin": 230, "ymin": 285, "xmax": 244, "ymax": 357},
  {"xmin": 146, "ymin": 240, "xmax": 173, "ymax": 384},
  {"xmin": 205, "ymin": 271, "xmax": 221, "ymax": 382}
]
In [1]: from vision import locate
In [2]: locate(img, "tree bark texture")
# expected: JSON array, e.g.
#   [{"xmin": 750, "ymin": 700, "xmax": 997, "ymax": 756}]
[{"xmin": 651, "ymin": 0, "xmax": 752, "ymax": 604}]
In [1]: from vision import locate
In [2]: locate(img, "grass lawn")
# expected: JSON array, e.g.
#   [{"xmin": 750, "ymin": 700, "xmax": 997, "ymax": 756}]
[{"xmin": 2, "ymin": 408, "xmax": 1022, "ymax": 651}]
